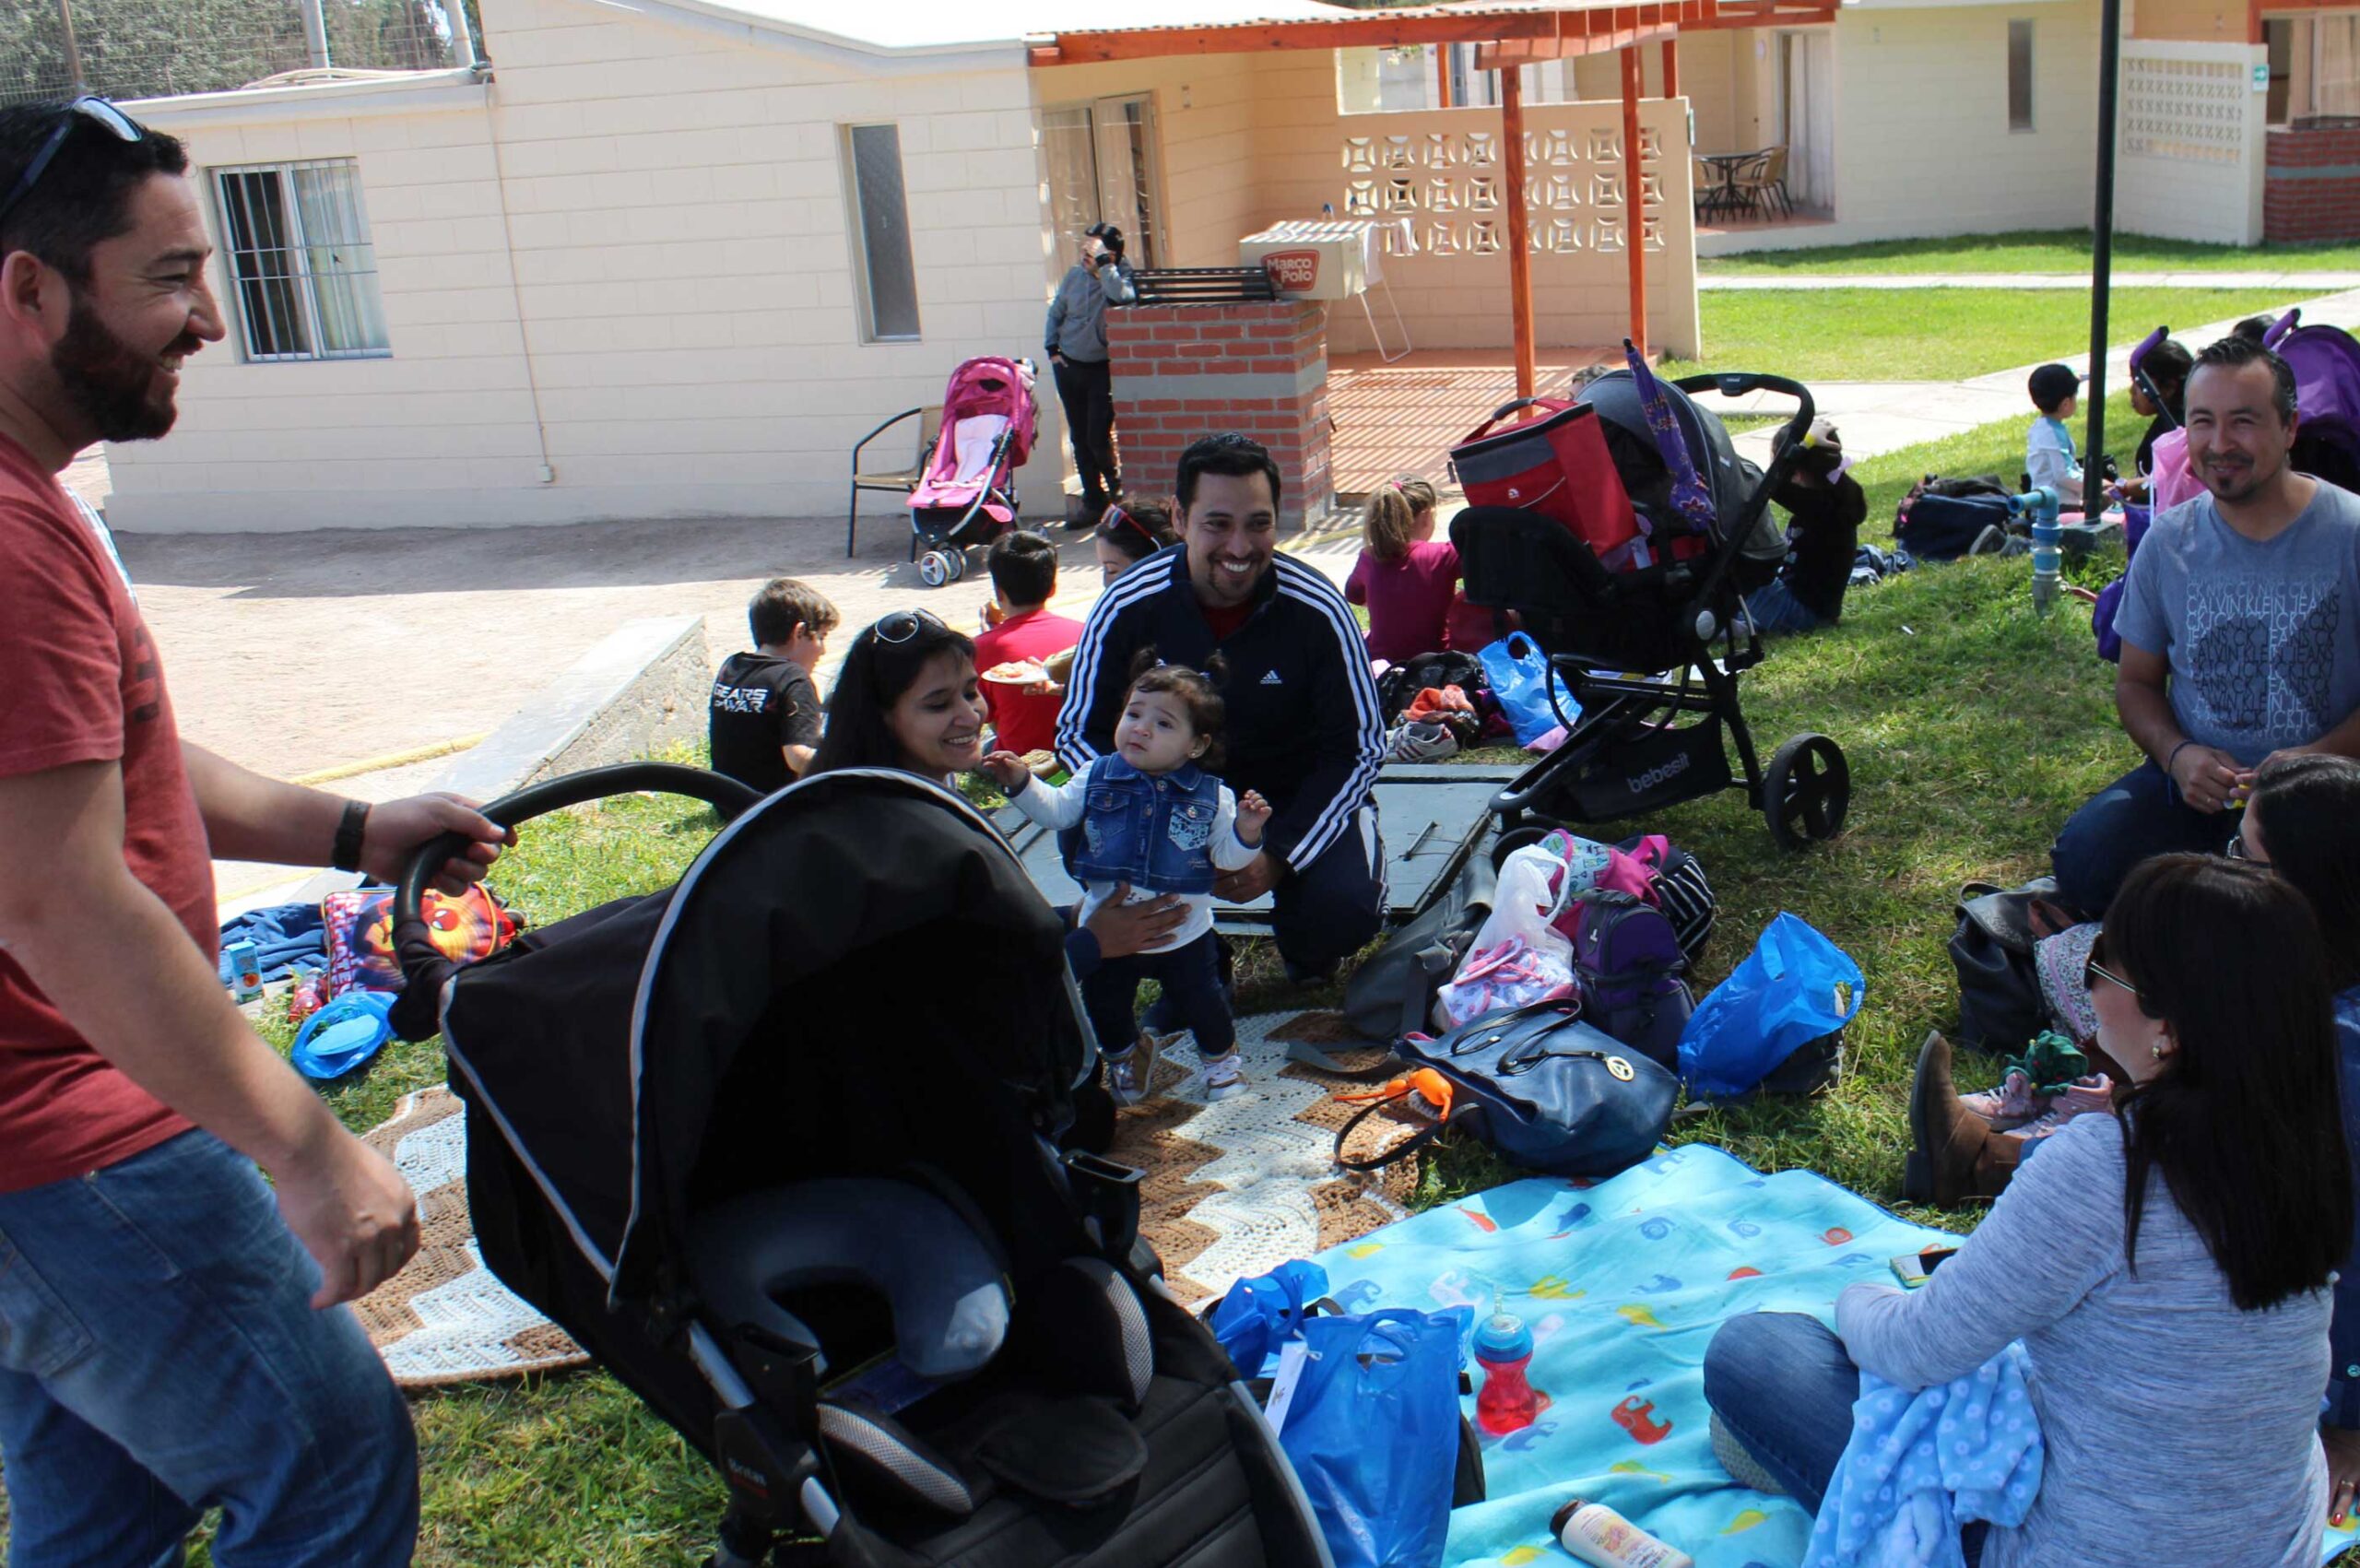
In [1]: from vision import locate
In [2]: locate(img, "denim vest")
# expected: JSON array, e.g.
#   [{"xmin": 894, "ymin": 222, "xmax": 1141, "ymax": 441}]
[{"xmin": 1059, "ymin": 758, "xmax": 1224, "ymax": 895}]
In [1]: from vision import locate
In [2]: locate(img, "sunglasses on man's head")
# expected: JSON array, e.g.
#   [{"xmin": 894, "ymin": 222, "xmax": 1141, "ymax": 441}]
[
  {"xmin": 2083, "ymin": 934, "xmax": 2142, "ymax": 1000},
  {"xmin": 870, "ymin": 608, "xmax": 948, "ymax": 646},
  {"xmin": 0, "ymin": 97, "xmax": 145, "ymax": 235}
]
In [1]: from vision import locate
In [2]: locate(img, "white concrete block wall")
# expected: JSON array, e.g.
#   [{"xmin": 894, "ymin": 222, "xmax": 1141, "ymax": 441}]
[
  {"xmin": 2114, "ymin": 39, "xmax": 2266, "ymax": 246},
  {"xmin": 112, "ymin": 0, "xmax": 1054, "ymax": 532},
  {"xmin": 1241, "ymin": 53, "xmax": 1704, "ymax": 359}
]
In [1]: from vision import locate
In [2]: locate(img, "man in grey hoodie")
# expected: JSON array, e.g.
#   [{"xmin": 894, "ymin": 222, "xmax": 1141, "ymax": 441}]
[{"xmin": 1044, "ymin": 221, "xmax": 1137, "ymax": 526}]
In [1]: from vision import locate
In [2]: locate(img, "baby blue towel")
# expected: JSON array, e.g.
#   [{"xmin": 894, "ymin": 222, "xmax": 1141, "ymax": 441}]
[{"xmin": 1803, "ymin": 1343, "xmax": 2042, "ymax": 1568}]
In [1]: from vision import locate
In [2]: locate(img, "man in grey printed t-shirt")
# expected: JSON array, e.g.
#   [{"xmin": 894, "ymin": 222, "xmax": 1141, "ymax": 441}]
[{"xmin": 2051, "ymin": 335, "xmax": 2360, "ymax": 913}]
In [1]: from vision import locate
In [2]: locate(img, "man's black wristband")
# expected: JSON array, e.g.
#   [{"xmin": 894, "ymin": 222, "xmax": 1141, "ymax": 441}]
[{"xmin": 331, "ymin": 799, "xmax": 371, "ymax": 873}]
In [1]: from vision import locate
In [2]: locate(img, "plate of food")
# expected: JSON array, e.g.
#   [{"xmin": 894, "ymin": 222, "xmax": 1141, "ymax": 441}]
[{"xmin": 981, "ymin": 659, "xmax": 1051, "ymax": 687}]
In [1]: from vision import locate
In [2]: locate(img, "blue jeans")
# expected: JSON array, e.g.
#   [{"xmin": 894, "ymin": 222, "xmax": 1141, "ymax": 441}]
[
  {"xmin": 1703, "ymin": 1311, "xmax": 1986, "ymax": 1564},
  {"xmin": 0, "ymin": 1129, "xmax": 418, "ymax": 1568},
  {"xmin": 2049, "ymin": 759, "xmax": 2228, "ymax": 914},
  {"xmin": 1744, "ymin": 577, "xmax": 1829, "ymax": 636}
]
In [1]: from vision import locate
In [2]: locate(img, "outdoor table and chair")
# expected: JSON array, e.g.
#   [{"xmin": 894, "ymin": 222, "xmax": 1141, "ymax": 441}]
[{"xmin": 1693, "ymin": 147, "xmax": 1791, "ymax": 222}]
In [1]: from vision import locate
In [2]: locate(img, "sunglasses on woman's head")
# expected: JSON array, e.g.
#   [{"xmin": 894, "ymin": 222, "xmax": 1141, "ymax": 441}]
[
  {"xmin": 2083, "ymin": 934, "xmax": 2142, "ymax": 1000},
  {"xmin": 2225, "ymin": 833, "xmax": 2271, "ymax": 869},
  {"xmin": 0, "ymin": 98, "xmax": 145, "ymax": 233},
  {"xmin": 871, "ymin": 608, "xmax": 947, "ymax": 645},
  {"xmin": 1103, "ymin": 504, "xmax": 1156, "ymax": 547}
]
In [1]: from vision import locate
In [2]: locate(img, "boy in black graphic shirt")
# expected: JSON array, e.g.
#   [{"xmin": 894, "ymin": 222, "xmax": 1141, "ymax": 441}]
[{"xmin": 709, "ymin": 578, "xmax": 840, "ymax": 795}]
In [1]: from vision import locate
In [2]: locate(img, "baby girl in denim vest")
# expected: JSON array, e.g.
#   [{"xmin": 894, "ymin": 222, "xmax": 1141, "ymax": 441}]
[{"xmin": 984, "ymin": 654, "xmax": 1269, "ymax": 1103}]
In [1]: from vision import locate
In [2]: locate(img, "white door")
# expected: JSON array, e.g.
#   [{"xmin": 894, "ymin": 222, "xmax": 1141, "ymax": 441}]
[
  {"xmin": 1777, "ymin": 30, "xmax": 1835, "ymax": 211},
  {"xmin": 1042, "ymin": 96, "xmax": 1163, "ymax": 268}
]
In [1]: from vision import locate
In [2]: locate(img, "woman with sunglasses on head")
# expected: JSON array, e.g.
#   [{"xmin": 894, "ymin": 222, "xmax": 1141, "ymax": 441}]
[
  {"xmin": 1092, "ymin": 499, "xmax": 1179, "ymax": 586},
  {"xmin": 1707, "ymin": 854, "xmax": 2348, "ymax": 1568},
  {"xmin": 808, "ymin": 609, "xmax": 991, "ymax": 784},
  {"xmin": 2241, "ymin": 754, "xmax": 2360, "ymax": 1529},
  {"xmin": 809, "ymin": 609, "xmax": 1191, "ymax": 1072}
]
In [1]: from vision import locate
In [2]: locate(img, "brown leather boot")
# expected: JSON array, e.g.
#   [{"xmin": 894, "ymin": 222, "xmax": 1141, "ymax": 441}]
[{"xmin": 1906, "ymin": 1031, "xmax": 2020, "ymax": 1208}]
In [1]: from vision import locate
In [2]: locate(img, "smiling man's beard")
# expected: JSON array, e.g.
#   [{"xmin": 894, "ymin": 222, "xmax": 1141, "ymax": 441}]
[{"xmin": 53, "ymin": 297, "xmax": 182, "ymax": 442}]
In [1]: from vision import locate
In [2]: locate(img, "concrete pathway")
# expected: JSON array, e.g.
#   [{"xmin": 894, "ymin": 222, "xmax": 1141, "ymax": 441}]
[
  {"xmin": 1704, "ymin": 287, "xmax": 2360, "ymax": 466},
  {"xmin": 1698, "ymin": 270, "xmax": 2360, "ymax": 291}
]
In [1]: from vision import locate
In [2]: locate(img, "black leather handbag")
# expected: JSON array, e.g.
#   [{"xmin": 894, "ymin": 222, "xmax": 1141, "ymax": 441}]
[
  {"xmin": 1338, "ymin": 999, "xmax": 1677, "ymax": 1179},
  {"xmin": 1948, "ymin": 879, "xmax": 2051, "ymax": 1053}
]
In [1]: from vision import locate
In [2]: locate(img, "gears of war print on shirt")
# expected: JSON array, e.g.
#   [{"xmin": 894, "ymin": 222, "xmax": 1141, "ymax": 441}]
[{"xmin": 2116, "ymin": 483, "xmax": 2360, "ymax": 766}]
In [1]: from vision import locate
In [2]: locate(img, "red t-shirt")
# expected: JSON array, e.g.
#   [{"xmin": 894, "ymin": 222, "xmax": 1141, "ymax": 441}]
[
  {"xmin": 974, "ymin": 607, "xmax": 1084, "ymax": 755},
  {"xmin": 0, "ymin": 435, "xmax": 201, "ymax": 1191}
]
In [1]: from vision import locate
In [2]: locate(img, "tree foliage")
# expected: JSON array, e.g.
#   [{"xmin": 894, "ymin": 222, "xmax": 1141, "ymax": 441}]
[{"xmin": 0, "ymin": 0, "xmax": 463, "ymax": 107}]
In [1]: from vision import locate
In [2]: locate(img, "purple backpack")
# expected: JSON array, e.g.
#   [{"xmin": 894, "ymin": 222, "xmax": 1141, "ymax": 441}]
[{"xmin": 1569, "ymin": 890, "xmax": 1693, "ymax": 1071}]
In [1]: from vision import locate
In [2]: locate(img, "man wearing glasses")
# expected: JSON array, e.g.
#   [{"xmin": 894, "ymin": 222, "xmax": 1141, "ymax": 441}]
[
  {"xmin": 1058, "ymin": 433, "xmax": 1386, "ymax": 991},
  {"xmin": 0, "ymin": 101, "xmax": 510, "ymax": 1563}
]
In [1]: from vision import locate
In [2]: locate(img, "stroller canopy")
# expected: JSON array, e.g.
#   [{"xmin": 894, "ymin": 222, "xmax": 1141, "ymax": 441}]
[
  {"xmin": 2273, "ymin": 322, "xmax": 2360, "ymax": 494},
  {"xmin": 436, "ymin": 771, "xmax": 1089, "ymax": 1315},
  {"xmin": 938, "ymin": 355, "xmax": 1038, "ymax": 470},
  {"xmin": 1577, "ymin": 370, "xmax": 1788, "ymax": 564}
]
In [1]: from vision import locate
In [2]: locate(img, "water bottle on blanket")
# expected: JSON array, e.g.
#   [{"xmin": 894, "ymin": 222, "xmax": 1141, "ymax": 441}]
[{"xmin": 1472, "ymin": 1296, "xmax": 1537, "ymax": 1435}]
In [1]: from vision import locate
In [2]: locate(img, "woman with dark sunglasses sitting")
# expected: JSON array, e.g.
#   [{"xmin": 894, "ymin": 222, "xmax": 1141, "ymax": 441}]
[
  {"xmin": 1707, "ymin": 854, "xmax": 2348, "ymax": 1568},
  {"xmin": 2242, "ymin": 753, "xmax": 2360, "ymax": 1529}
]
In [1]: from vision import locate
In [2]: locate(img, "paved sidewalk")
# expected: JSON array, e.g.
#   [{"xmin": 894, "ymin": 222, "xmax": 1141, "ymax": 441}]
[
  {"xmin": 1704, "ymin": 287, "xmax": 2360, "ymax": 466},
  {"xmin": 1699, "ymin": 270, "xmax": 2360, "ymax": 291}
]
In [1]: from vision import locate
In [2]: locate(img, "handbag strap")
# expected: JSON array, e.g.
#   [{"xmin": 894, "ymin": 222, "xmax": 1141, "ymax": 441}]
[
  {"xmin": 1333, "ymin": 1097, "xmax": 1457, "ymax": 1174},
  {"xmin": 1457, "ymin": 395, "xmax": 1575, "ymax": 445}
]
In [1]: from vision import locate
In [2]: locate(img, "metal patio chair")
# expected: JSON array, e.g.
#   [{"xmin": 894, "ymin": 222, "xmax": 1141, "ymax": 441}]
[{"xmin": 845, "ymin": 403, "xmax": 944, "ymax": 557}]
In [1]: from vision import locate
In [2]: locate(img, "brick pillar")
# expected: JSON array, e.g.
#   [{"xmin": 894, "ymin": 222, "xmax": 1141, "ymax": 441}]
[
  {"xmin": 2266, "ymin": 126, "xmax": 2360, "ymax": 243},
  {"xmin": 1105, "ymin": 301, "xmax": 1334, "ymax": 530}
]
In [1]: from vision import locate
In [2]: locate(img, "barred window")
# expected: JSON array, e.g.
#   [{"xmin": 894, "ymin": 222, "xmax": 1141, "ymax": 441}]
[
  {"xmin": 213, "ymin": 159, "xmax": 390, "ymax": 362},
  {"xmin": 843, "ymin": 124, "xmax": 921, "ymax": 343}
]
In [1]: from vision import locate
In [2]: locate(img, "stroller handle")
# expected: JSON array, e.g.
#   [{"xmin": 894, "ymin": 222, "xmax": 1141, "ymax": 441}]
[
  {"xmin": 390, "ymin": 762, "xmax": 763, "ymax": 1024},
  {"xmin": 1671, "ymin": 372, "xmax": 1815, "ymax": 449}
]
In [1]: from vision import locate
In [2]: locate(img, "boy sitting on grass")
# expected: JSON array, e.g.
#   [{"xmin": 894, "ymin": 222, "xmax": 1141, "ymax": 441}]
[
  {"xmin": 709, "ymin": 577, "xmax": 839, "ymax": 795},
  {"xmin": 2025, "ymin": 361, "xmax": 2085, "ymax": 508}
]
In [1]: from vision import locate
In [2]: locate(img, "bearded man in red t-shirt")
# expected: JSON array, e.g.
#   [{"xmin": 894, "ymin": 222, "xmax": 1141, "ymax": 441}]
[{"xmin": 0, "ymin": 102, "xmax": 511, "ymax": 1566}]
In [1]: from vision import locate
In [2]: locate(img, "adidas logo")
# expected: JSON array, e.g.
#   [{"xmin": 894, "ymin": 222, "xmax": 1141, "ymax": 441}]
[{"xmin": 1259, "ymin": 669, "xmax": 1283, "ymax": 685}]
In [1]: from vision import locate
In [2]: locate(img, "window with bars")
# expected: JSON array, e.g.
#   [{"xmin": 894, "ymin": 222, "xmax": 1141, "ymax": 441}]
[
  {"xmin": 213, "ymin": 160, "xmax": 390, "ymax": 363},
  {"xmin": 2007, "ymin": 20, "xmax": 2036, "ymax": 132}
]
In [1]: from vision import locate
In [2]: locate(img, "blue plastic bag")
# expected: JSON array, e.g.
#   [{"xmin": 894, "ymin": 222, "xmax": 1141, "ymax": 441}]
[
  {"xmin": 1477, "ymin": 632, "xmax": 1579, "ymax": 747},
  {"xmin": 1208, "ymin": 1258, "xmax": 1328, "ymax": 1379},
  {"xmin": 1275, "ymin": 1306, "xmax": 1469, "ymax": 1568},
  {"xmin": 1677, "ymin": 912, "xmax": 1864, "ymax": 1097}
]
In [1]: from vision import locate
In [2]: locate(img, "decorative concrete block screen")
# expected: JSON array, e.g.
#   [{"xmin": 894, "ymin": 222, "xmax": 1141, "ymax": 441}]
[
  {"xmin": 1106, "ymin": 301, "xmax": 1333, "ymax": 528},
  {"xmin": 2116, "ymin": 41, "xmax": 2268, "ymax": 246},
  {"xmin": 1283, "ymin": 100, "xmax": 1699, "ymax": 359}
]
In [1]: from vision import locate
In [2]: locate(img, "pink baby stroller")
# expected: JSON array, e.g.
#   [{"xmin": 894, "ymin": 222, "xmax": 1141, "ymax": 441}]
[{"xmin": 910, "ymin": 355, "xmax": 1038, "ymax": 587}]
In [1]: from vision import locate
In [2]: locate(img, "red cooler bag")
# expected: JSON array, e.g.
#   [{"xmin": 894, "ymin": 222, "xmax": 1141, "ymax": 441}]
[{"xmin": 1448, "ymin": 397, "xmax": 1643, "ymax": 566}]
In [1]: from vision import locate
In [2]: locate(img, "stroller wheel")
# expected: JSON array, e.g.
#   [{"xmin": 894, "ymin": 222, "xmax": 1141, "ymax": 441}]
[
  {"xmin": 945, "ymin": 548, "xmax": 968, "ymax": 583},
  {"xmin": 918, "ymin": 549, "xmax": 952, "ymax": 588},
  {"xmin": 1764, "ymin": 733, "xmax": 1850, "ymax": 850}
]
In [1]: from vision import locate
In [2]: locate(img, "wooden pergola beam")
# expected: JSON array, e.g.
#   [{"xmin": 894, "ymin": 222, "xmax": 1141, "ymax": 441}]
[{"xmin": 1027, "ymin": 0, "xmax": 1836, "ymax": 68}]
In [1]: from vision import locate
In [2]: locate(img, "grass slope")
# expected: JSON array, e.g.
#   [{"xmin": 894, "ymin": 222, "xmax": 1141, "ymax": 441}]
[{"xmin": 1700, "ymin": 228, "xmax": 2360, "ymax": 277}]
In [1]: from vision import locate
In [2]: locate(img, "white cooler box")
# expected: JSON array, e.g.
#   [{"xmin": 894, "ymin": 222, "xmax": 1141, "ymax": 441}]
[{"xmin": 1238, "ymin": 221, "xmax": 1379, "ymax": 301}]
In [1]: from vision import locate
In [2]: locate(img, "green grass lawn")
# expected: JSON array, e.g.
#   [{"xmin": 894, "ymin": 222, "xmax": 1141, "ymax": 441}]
[
  {"xmin": 1670, "ymin": 287, "xmax": 2308, "ymax": 383},
  {"xmin": 1700, "ymin": 227, "xmax": 2360, "ymax": 277}
]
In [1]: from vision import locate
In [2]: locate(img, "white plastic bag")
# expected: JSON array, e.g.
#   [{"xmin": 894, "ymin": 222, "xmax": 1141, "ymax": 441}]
[{"xmin": 1435, "ymin": 848, "xmax": 1577, "ymax": 1028}]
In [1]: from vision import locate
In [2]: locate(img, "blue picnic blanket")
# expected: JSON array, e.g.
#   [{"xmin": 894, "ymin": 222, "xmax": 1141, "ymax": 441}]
[
  {"xmin": 1302, "ymin": 1144, "xmax": 1951, "ymax": 1568},
  {"xmin": 1302, "ymin": 1144, "xmax": 2359, "ymax": 1567}
]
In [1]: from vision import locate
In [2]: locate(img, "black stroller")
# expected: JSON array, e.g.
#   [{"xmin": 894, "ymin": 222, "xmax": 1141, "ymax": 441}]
[
  {"xmin": 1451, "ymin": 370, "xmax": 1851, "ymax": 851},
  {"xmin": 391, "ymin": 765, "xmax": 1332, "ymax": 1568}
]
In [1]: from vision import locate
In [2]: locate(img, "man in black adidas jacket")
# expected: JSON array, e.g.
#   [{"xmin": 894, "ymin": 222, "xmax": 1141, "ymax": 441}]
[{"xmin": 1057, "ymin": 434, "xmax": 1386, "ymax": 982}]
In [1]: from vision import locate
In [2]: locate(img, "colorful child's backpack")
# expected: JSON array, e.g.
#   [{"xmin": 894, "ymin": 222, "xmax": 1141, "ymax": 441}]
[
  {"xmin": 1566, "ymin": 889, "xmax": 1693, "ymax": 1071},
  {"xmin": 1613, "ymin": 832, "xmax": 1716, "ymax": 961}
]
